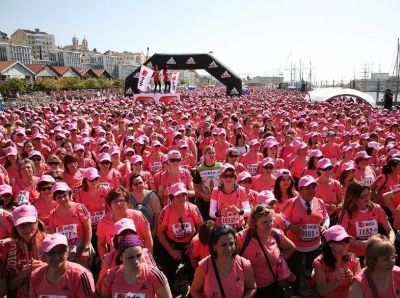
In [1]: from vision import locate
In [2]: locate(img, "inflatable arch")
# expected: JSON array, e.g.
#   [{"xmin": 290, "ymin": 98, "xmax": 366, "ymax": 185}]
[{"xmin": 124, "ymin": 53, "xmax": 242, "ymax": 96}]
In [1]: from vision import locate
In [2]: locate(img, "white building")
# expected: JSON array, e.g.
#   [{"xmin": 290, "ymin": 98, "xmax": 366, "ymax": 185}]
[
  {"xmin": 177, "ymin": 69, "xmax": 199, "ymax": 86},
  {"xmin": 118, "ymin": 64, "xmax": 140, "ymax": 79},
  {"xmin": 82, "ymin": 53, "xmax": 118, "ymax": 79},
  {"xmin": 0, "ymin": 61, "xmax": 35, "ymax": 82},
  {"xmin": 0, "ymin": 43, "xmax": 32, "ymax": 64},
  {"xmin": 49, "ymin": 49, "xmax": 81, "ymax": 68},
  {"xmin": 11, "ymin": 28, "xmax": 55, "ymax": 60}
]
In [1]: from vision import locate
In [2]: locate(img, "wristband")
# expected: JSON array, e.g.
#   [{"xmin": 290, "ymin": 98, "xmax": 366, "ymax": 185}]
[{"xmin": 215, "ymin": 211, "xmax": 221, "ymax": 217}]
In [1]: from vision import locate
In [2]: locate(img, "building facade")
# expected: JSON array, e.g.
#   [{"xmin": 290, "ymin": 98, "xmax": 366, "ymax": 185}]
[
  {"xmin": 11, "ymin": 28, "xmax": 55, "ymax": 60},
  {"xmin": 49, "ymin": 49, "xmax": 81, "ymax": 68},
  {"xmin": 0, "ymin": 43, "xmax": 32, "ymax": 64}
]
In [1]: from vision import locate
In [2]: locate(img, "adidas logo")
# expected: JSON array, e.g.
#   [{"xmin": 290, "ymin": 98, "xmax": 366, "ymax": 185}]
[
  {"xmin": 208, "ymin": 61, "xmax": 218, "ymax": 68},
  {"xmin": 221, "ymin": 71, "xmax": 231, "ymax": 78},
  {"xmin": 230, "ymin": 88, "xmax": 239, "ymax": 95},
  {"xmin": 61, "ymin": 285, "xmax": 69, "ymax": 291},
  {"xmin": 139, "ymin": 284, "xmax": 148, "ymax": 290},
  {"xmin": 125, "ymin": 87, "xmax": 133, "ymax": 95},
  {"xmin": 186, "ymin": 57, "xmax": 196, "ymax": 64},
  {"xmin": 146, "ymin": 62, "xmax": 153, "ymax": 68},
  {"xmin": 166, "ymin": 57, "xmax": 176, "ymax": 64},
  {"xmin": 133, "ymin": 72, "xmax": 139, "ymax": 78}
]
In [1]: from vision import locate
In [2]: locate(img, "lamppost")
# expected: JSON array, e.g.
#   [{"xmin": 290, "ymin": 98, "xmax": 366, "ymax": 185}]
[{"xmin": 209, "ymin": 51, "xmax": 213, "ymax": 86}]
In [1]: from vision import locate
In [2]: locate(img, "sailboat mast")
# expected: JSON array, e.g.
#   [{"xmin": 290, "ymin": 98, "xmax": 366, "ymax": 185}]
[{"xmin": 396, "ymin": 38, "xmax": 400, "ymax": 102}]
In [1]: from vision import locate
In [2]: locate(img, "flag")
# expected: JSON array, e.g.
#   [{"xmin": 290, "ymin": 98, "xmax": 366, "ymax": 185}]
[
  {"xmin": 170, "ymin": 72, "xmax": 179, "ymax": 94},
  {"xmin": 137, "ymin": 65, "xmax": 154, "ymax": 92}
]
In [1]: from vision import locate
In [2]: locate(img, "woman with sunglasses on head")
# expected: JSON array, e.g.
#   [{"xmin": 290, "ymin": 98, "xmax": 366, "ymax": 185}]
[
  {"xmin": 191, "ymin": 224, "xmax": 256, "ymax": 298},
  {"xmin": 315, "ymin": 158, "xmax": 343, "ymax": 226},
  {"xmin": 349, "ymin": 235, "xmax": 400, "ymax": 298},
  {"xmin": 353, "ymin": 151, "xmax": 376, "ymax": 186},
  {"xmin": 96, "ymin": 153, "xmax": 122, "ymax": 192},
  {"xmin": 281, "ymin": 175, "xmax": 330, "ymax": 298},
  {"xmin": 28, "ymin": 151, "xmax": 48, "ymax": 177},
  {"xmin": 100, "ymin": 234, "xmax": 172, "ymax": 298},
  {"xmin": 338, "ymin": 181, "xmax": 395, "ymax": 267},
  {"xmin": 225, "ymin": 148, "xmax": 246, "ymax": 173},
  {"xmin": 12, "ymin": 159, "xmax": 40, "ymax": 205},
  {"xmin": 209, "ymin": 164, "xmax": 250, "ymax": 231},
  {"xmin": 157, "ymin": 182, "xmax": 203, "ymax": 293},
  {"xmin": 97, "ymin": 187, "xmax": 152, "ymax": 261},
  {"xmin": 237, "ymin": 171, "xmax": 258, "ymax": 207},
  {"xmin": 29, "ymin": 233, "xmax": 96, "ymax": 298},
  {"xmin": 48, "ymin": 182, "xmax": 94, "ymax": 270},
  {"xmin": 238, "ymin": 203, "xmax": 295, "ymax": 297},
  {"xmin": 250, "ymin": 157, "xmax": 276, "ymax": 192},
  {"xmin": 6, "ymin": 205, "xmax": 47, "ymax": 298},
  {"xmin": 33, "ymin": 175, "xmax": 58, "ymax": 233},
  {"xmin": 312, "ymin": 225, "xmax": 360, "ymax": 298},
  {"xmin": 158, "ymin": 150, "xmax": 194, "ymax": 206}
]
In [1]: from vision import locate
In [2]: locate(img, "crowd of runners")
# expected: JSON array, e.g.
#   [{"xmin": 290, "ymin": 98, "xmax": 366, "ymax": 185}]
[{"xmin": 0, "ymin": 86, "xmax": 398, "ymax": 297}]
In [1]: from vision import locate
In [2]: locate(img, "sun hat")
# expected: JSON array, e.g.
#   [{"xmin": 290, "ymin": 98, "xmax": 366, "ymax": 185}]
[
  {"xmin": 325, "ymin": 225, "xmax": 353, "ymax": 242},
  {"xmin": 130, "ymin": 155, "xmax": 143, "ymax": 164},
  {"xmin": 261, "ymin": 157, "xmax": 274, "ymax": 167},
  {"xmin": 51, "ymin": 182, "xmax": 71, "ymax": 194},
  {"xmin": 170, "ymin": 182, "xmax": 188, "ymax": 196},
  {"xmin": 298, "ymin": 175, "xmax": 317, "ymax": 188},
  {"xmin": 37, "ymin": 175, "xmax": 56, "ymax": 185},
  {"xmin": 317, "ymin": 158, "xmax": 333, "ymax": 169},
  {"xmin": 167, "ymin": 150, "xmax": 181, "ymax": 160},
  {"xmin": 256, "ymin": 190, "xmax": 277, "ymax": 205},
  {"xmin": 97, "ymin": 153, "xmax": 111, "ymax": 163},
  {"xmin": 220, "ymin": 163, "xmax": 235, "ymax": 174},
  {"xmin": 0, "ymin": 184, "xmax": 12, "ymax": 196},
  {"xmin": 13, "ymin": 205, "xmax": 38, "ymax": 226},
  {"xmin": 82, "ymin": 167, "xmax": 100, "ymax": 180},
  {"xmin": 341, "ymin": 162, "xmax": 355, "ymax": 171},
  {"xmin": 43, "ymin": 233, "xmax": 68, "ymax": 253},
  {"xmin": 237, "ymin": 171, "xmax": 252, "ymax": 182},
  {"xmin": 354, "ymin": 151, "xmax": 371, "ymax": 160},
  {"xmin": 114, "ymin": 218, "xmax": 137, "ymax": 235}
]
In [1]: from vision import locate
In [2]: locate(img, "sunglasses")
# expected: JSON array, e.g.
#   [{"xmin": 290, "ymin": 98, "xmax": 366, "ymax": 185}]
[
  {"xmin": 263, "ymin": 165, "xmax": 274, "ymax": 169},
  {"xmin": 132, "ymin": 181, "xmax": 144, "ymax": 187},
  {"xmin": 331, "ymin": 238, "xmax": 350, "ymax": 245},
  {"xmin": 40, "ymin": 186, "xmax": 52, "ymax": 191},
  {"xmin": 132, "ymin": 162, "xmax": 143, "ymax": 166},
  {"xmin": 55, "ymin": 138, "xmax": 64, "ymax": 141},
  {"xmin": 88, "ymin": 177, "xmax": 99, "ymax": 182},
  {"xmin": 320, "ymin": 166, "xmax": 333, "ymax": 171},
  {"xmin": 33, "ymin": 138, "xmax": 41, "ymax": 141},
  {"xmin": 239, "ymin": 179, "xmax": 252, "ymax": 184},
  {"xmin": 100, "ymin": 161, "xmax": 111, "ymax": 165},
  {"xmin": 230, "ymin": 155, "xmax": 239, "ymax": 158},
  {"xmin": 170, "ymin": 159, "xmax": 181, "ymax": 163},
  {"xmin": 221, "ymin": 173, "xmax": 235, "ymax": 179},
  {"xmin": 31, "ymin": 158, "xmax": 41, "ymax": 162},
  {"xmin": 255, "ymin": 204, "xmax": 272, "ymax": 213}
]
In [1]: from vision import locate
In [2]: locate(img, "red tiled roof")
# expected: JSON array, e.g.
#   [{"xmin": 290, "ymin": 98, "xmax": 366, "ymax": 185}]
[
  {"xmin": 52, "ymin": 66, "xmax": 70, "ymax": 76},
  {"xmin": 21, "ymin": 29, "xmax": 49, "ymax": 35},
  {"xmin": 24, "ymin": 64, "xmax": 47, "ymax": 74},
  {"xmin": 0, "ymin": 61, "xmax": 17, "ymax": 73},
  {"xmin": 74, "ymin": 68, "xmax": 90, "ymax": 75},
  {"xmin": 92, "ymin": 69, "xmax": 106, "ymax": 77}
]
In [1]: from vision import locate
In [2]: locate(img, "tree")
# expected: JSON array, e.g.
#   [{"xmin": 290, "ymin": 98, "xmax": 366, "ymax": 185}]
[
  {"xmin": 0, "ymin": 78, "xmax": 29, "ymax": 93},
  {"xmin": 83, "ymin": 78, "xmax": 100, "ymax": 89},
  {"xmin": 113, "ymin": 78, "xmax": 124, "ymax": 88}
]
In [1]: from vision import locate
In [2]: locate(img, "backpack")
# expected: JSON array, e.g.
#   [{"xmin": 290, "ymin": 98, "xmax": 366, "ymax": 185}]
[{"xmin": 130, "ymin": 191, "xmax": 154, "ymax": 228}]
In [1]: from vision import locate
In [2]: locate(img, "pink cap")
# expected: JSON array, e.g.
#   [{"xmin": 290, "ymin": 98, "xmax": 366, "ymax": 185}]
[
  {"xmin": 114, "ymin": 218, "xmax": 136, "ymax": 235},
  {"xmin": 218, "ymin": 128, "xmax": 226, "ymax": 135},
  {"xmin": 170, "ymin": 182, "xmax": 188, "ymax": 196},
  {"xmin": 308, "ymin": 149, "xmax": 323, "ymax": 158},
  {"xmin": 96, "ymin": 137, "xmax": 106, "ymax": 145},
  {"xmin": 177, "ymin": 140, "xmax": 188, "ymax": 149},
  {"xmin": 237, "ymin": 171, "xmax": 252, "ymax": 182},
  {"xmin": 130, "ymin": 155, "xmax": 143, "ymax": 164},
  {"xmin": 73, "ymin": 144, "xmax": 84, "ymax": 151},
  {"xmin": 354, "ymin": 151, "xmax": 371, "ymax": 160},
  {"xmin": 261, "ymin": 157, "xmax": 274, "ymax": 167},
  {"xmin": 264, "ymin": 140, "xmax": 279, "ymax": 148},
  {"xmin": 325, "ymin": 225, "xmax": 353, "ymax": 242},
  {"xmin": 360, "ymin": 133, "xmax": 370, "ymax": 140},
  {"xmin": 173, "ymin": 132, "xmax": 182, "ymax": 139},
  {"xmin": 275, "ymin": 169, "xmax": 291, "ymax": 178},
  {"xmin": 98, "ymin": 153, "xmax": 111, "ymax": 163},
  {"xmin": 37, "ymin": 175, "xmax": 55, "ymax": 185},
  {"xmin": 256, "ymin": 190, "xmax": 277, "ymax": 204},
  {"xmin": 108, "ymin": 146, "xmax": 120, "ymax": 156},
  {"xmin": 28, "ymin": 150, "xmax": 43, "ymax": 159},
  {"xmin": 298, "ymin": 175, "xmax": 317, "ymax": 188},
  {"xmin": 82, "ymin": 167, "xmax": 100, "ymax": 180},
  {"xmin": 161, "ymin": 155, "xmax": 169, "ymax": 163},
  {"xmin": 51, "ymin": 182, "xmax": 71, "ymax": 194},
  {"xmin": 317, "ymin": 158, "xmax": 333, "ymax": 169},
  {"xmin": 5, "ymin": 146, "xmax": 18, "ymax": 156},
  {"xmin": 220, "ymin": 163, "xmax": 235, "ymax": 174},
  {"xmin": 32, "ymin": 133, "xmax": 43, "ymax": 139},
  {"xmin": 123, "ymin": 147, "xmax": 134, "ymax": 155},
  {"xmin": 296, "ymin": 142, "xmax": 308, "ymax": 150},
  {"xmin": 367, "ymin": 141, "xmax": 382, "ymax": 151},
  {"xmin": 234, "ymin": 123, "xmax": 243, "ymax": 129},
  {"xmin": 13, "ymin": 205, "xmax": 38, "ymax": 226},
  {"xmin": 350, "ymin": 142, "xmax": 362, "ymax": 149},
  {"xmin": 342, "ymin": 145, "xmax": 353, "ymax": 153},
  {"xmin": 80, "ymin": 129, "xmax": 90, "ymax": 136},
  {"xmin": 386, "ymin": 133, "xmax": 397, "ymax": 140},
  {"xmin": 167, "ymin": 150, "xmax": 181, "ymax": 160},
  {"xmin": 341, "ymin": 162, "xmax": 355, "ymax": 171},
  {"xmin": 249, "ymin": 139, "xmax": 260, "ymax": 146},
  {"xmin": 0, "ymin": 184, "xmax": 12, "ymax": 196},
  {"xmin": 388, "ymin": 149, "xmax": 400, "ymax": 158},
  {"xmin": 80, "ymin": 137, "xmax": 91, "ymax": 145},
  {"xmin": 43, "ymin": 233, "xmax": 68, "ymax": 253}
]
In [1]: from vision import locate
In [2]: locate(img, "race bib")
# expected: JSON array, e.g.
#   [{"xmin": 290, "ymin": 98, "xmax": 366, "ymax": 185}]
[
  {"xmin": 114, "ymin": 293, "xmax": 145, "ymax": 298},
  {"xmin": 180, "ymin": 165, "xmax": 190, "ymax": 170},
  {"xmin": 150, "ymin": 162, "xmax": 162, "ymax": 173},
  {"xmin": 247, "ymin": 164, "xmax": 258, "ymax": 176},
  {"xmin": 172, "ymin": 222, "xmax": 192, "ymax": 239},
  {"xmin": 360, "ymin": 176, "xmax": 374, "ymax": 186},
  {"xmin": 221, "ymin": 212, "xmax": 239, "ymax": 227},
  {"xmin": 300, "ymin": 224, "xmax": 320, "ymax": 242},
  {"xmin": 90, "ymin": 210, "xmax": 105, "ymax": 225},
  {"xmin": 356, "ymin": 220, "xmax": 378, "ymax": 240},
  {"xmin": 40, "ymin": 296, "xmax": 67, "ymax": 298},
  {"xmin": 99, "ymin": 182, "xmax": 110, "ymax": 191},
  {"xmin": 16, "ymin": 190, "xmax": 29, "ymax": 204},
  {"xmin": 56, "ymin": 224, "xmax": 78, "ymax": 244}
]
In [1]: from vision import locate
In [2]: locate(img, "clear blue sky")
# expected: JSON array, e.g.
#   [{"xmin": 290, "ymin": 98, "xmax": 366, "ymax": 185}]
[{"xmin": 1, "ymin": 0, "xmax": 399, "ymax": 83}]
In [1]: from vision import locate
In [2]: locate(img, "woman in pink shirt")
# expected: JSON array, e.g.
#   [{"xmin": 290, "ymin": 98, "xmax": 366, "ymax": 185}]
[
  {"xmin": 28, "ymin": 151, "xmax": 49, "ymax": 177},
  {"xmin": 301, "ymin": 149, "xmax": 323, "ymax": 179},
  {"xmin": 338, "ymin": 162, "xmax": 356, "ymax": 196},
  {"xmin": 147, "ymin": 141, "xmax": 165, "ymax": 173},
  {"xmin": 262, "ymin": 139, "xmax": 286, "ymax": 172},
  {"xmin": 250, "ymin": 157, "xmax": 276, "ymax": 192},
  {"xmin": 125, "ymin": 155, "xmax": 156, "ymax": 191},
  {"xmin": 238, "ymin": 204, "xmax": 295, "ymax": 297},
  {"xmin": 62, "ymin": 154, "xmax": 84, "ymax": 200},
  {"xmin": 240, "ymin": 139, "xmax": 263, "ymax": 176},
  {"xmin": 313, "ymin": 225, "xmax": 360, "ymax": 298},
  {"xmin": 96, "ymin": 153, "xmax": 122, "ymax": 192},
  {"xmin": 49, "ymin": 182, "xmax": 93, "ymax": 269},
  {"xmin": 237, "ymin": 171, "xmax": 258, "ymax": 207},
  {"xmin": 157, "ymin": 183, "xmax": 203, "ymax": 293},
  {"xmin": 213, "ymin": 129, "xmax": 231, "ymax": 162},
  {"xmin": 101, "ymin": 234, "xmax": 172, "ymax": 298},
  {"xmin": 178, "ymin": 140, "xmax": 196, "ymax": 171},
  {"xmin": 11, "ymin": 159, "xmax": 40, "ymax": 205},
  {"xmin": 272, "ymin": 169, "xmax": 298, "ymax": 213},
  {"xmin": 349, "ymin": 235, "xmax": 400, "ymax": 298},
  {"xmin": 191, "ymin": 224, "xmax": 256, "ymax": 298},
  {"xmin": 338, "ymin": 181, "xmax": 395, "ymax": 267},
  {"xmin": 288, "ymin": 141, "xmax": 309, "ymax": 188},
  {"xmin": 29, "ymin": 233, "xmax": 96, "ymax": 298},
  {"xmin": 4, "ymin": 146, "xmax": 20, "ymax": 184},
  {"xmin": 187, "ymin": 220, "xmax": 215, "ymax": 270},
  {"xmin": 45, "ymin": 154, "xmax": 63, "ymax": 174},
  {"xmin": 33, "ymin": 175, "xmax": 58, "ymax": 233},
  {"xmin": 353, "ymin": 151, "xmax": 376, "ymax": 186},
  {"xmin": 225, "ymin": 147, "xmax": 246, "ymax": 173}
]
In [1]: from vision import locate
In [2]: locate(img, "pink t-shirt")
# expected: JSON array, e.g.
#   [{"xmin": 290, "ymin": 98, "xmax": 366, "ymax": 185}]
[
  {"xmin": 98, "ymin": 169, "xmax": 122, "ymax": 192},
  {"xmin": 159, "ymin": 169, "xmax": 192, "ymax": 205},
  {"xmin": 312, "ymin": 253, "xmax": 359, "ymax": 298},
  {"xmin": 246, "ymin": 189, "xmax": 259, "ymax": 207},
  {"xmin": 96, "ymin": 209, "xmax": 150, "ymax": 248},
  {"xmin": 75, "ymin": 186, "xmax": 108, "ymax": 228},
  {"xmin": 0, "ymin": 209, "xmax": 13, "ymax": 258},
  {"xmin": 321, "ymin": 143, "xmax": 341, "ymax": 163},
  {"xmin": 29, "ymin": 261, "xmax": 95, "ymax": 298},
  {"xmin": 281, "ymin": 196, "xmax": 327, "ymax": 251},
  {"xmin": 237, "ymin": 229, "xmax": 284, "ymax": 287},
  {"xmin": 11, "ymin": 178, "xmax": 40, "ymax": 204},
  {"xmin": 49, "ymin": 203, "xmax": 90, "ymax": 246},
  {"xmin": 214, "ymin": 142, "xmax": 231, "ymax": 162},
  {"xmin": 33, "ymin": 196, "xmax": 58, "ymax": 230},
  {"xmin": 353, "ymin": 266, "xmax": 400, "ymax": 298},
  {"xmin": 188, "ymin": 234, "xmax": 210, "ymax": 262},
  {"xmin": 353, "ymin": 166, "xmax": 376, "ymax": 186},
  {"xmin": 198, "ymin": 255, "xmax": 251, "ymax": 298},
  {"xmin": 211, "ymin": 186, "xmax": 247, "ymax": 228},
  {"xmin": 63, "ymin": 170, "xmax": 84, "ymax": 200},
  {"xmin": 289, "ymin": 157, "xmax": 308, "ymax": 178},
  {"xmin": 159, "ymin": 203, "xmax": 203, "ymax": 243},
  {"xmin": 338, "ymin": 204, "xmax": 387, "ymax": 256},
  {"xmin": 241, "ymin": 152, "xmax": 264, "ymax": 176},
  {"xmin": 146, "ymin": 153, "xmax": 164, "ymax": 174},
  {"xmin": 374, "ymin": 174, "xmax": 400, "ymax": 206},
  {"xmin": 315, "ymin": 179, "xmax": 341, "ymax": 215},
  {"xmin": 250, "ymin": 174, "xmax": 276, "ymax": 192},
  {"xmin": 101, "ymin": 263, "xmax": 167, "ymax": 297}
]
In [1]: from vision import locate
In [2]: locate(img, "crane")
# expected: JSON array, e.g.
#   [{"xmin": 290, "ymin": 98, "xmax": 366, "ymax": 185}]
[{"xmin": 279, "ymin": 51, "xmax": 292, "ymax": 77}]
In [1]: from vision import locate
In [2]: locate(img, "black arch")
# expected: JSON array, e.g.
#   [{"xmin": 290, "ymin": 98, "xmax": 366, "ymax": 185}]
[{"xmin": 124, "ymin": 53, "xmax": 242, "ymax": 96}]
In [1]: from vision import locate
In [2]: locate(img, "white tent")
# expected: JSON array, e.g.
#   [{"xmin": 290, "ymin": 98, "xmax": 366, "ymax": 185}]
[{"xmin": 304, "ymin": 88, "xmax": 376, "ymax": 107}]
